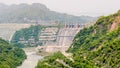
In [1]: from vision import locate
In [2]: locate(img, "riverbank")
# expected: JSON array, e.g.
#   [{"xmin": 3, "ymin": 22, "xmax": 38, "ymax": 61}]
[{"xmin": 17, "ymin": 47, "xmax": 43, "ymax": 68}]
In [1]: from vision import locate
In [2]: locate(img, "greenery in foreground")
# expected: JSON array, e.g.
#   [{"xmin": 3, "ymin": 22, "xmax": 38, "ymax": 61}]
[
  {"xmin": 36, "ymin": 52, "xmax": 72, "ymax": 68},
  {"xmin": 0, "ymin": 38, "xmax": 26, "ymax": 68},
  {"xmin": 36, "ymin": 11, "xmax": 120, "ymax": 68}
]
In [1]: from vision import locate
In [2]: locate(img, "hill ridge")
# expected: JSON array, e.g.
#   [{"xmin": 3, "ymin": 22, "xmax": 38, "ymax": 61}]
[{"xmin": 0, "ymin": 3, "xmax": 96, "ymax": 23}]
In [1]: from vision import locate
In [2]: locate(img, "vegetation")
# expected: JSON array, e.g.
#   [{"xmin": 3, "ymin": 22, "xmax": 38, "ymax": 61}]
[
  {"xmin": 11, "ymin": 25, "xmax": 43, "ymax": 47},
  {"xmin": 36, "ymin": 52, "xmax": 72, "ymax": 68},
  {"xmin": 0, "ymin": 38, "xmax": 26, "ymax": 68},
  {"xmin": 36, "ymin": 10, "xmax": 120, "ymax": 68}
]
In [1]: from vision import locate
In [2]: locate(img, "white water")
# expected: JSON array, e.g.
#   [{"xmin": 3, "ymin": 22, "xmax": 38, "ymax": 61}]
[{"xmin": 18, "ymin": 48, "xmax": 43, "ymax": 68}]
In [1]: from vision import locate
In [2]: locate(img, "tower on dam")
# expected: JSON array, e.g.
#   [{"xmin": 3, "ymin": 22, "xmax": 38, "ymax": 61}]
[{"xmin": 65, "ymin": 24, "xmax": 85, "ymax": 28}]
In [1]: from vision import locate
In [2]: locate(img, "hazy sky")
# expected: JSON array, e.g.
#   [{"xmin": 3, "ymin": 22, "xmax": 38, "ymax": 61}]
[{"xmin": 0, "ymin": 0, "xmax": 120, "ymax": 17}]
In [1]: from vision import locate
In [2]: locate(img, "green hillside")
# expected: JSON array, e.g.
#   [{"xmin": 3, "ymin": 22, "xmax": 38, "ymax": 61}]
[
  {"xmin": 0, "ymin": 38, "xmax": 26, "ymax": 68},
  {"xmin": 11, "ymin": 25, "xmax": 43, "ymax": 48},
  {"xmin": 36, "ymin": 10, "xmax": 120, "ymax": 68},
  {"xmin": 11, "ymin": 24, "xmax": 62, "ymax": 48}
]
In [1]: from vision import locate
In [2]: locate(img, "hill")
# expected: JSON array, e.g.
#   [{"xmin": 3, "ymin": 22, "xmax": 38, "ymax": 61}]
[
  {"xmin": 36, "ymin": 10, "xmax": 120, "ymax": 68},
  {"xmin": 0, "ymin": 3, "xmax": 95, "ymax": 23},
  {"xmin": 0, "ymin": 38, "xmax": 26, "ymax": 68},
  {"xmin": 11, "ymin": 25, "xmax": 44, "ymax": 48}
]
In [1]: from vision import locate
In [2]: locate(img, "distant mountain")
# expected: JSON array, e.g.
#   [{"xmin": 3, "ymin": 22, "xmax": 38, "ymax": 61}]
[{"xmin": 0, "ymin": 3, "xmax": 96, "ymax": 23}]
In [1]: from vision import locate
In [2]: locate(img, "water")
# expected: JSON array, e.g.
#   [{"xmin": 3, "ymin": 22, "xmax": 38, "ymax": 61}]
[
  {"xmin": 18, "ymin": 48, "xmax": 43, "ymax": 68},
  {"xmin": 0, "ymin": 23, "xmax": 31, "ymax": 41}
]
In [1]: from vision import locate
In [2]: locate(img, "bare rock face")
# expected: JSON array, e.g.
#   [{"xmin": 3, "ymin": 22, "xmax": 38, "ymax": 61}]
[
  {"xmin": 110, "ymin": 16, "xmax": 120, "ymax": 31},
  {"xmin": 110, "ymin": 22, "xmax": 118, "ymax": 31}
]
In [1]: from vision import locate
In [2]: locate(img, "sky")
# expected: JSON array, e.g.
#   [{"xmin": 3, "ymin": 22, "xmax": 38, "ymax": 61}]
[{"xmin": 0, "ymin": 0, "xmax": 120, "ymax": 17}]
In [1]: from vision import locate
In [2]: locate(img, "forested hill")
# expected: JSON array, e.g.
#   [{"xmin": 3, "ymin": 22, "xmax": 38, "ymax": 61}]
[
  {"xmin": 36, "ymin": 10, "xmax": 120, "ymax": 68},
  {"xmin": 68, "ymin": 10, "xmax": 120, "ymax": 67},
  {"xmin": 0, "ymin": 38, "xmax": 26, "ymax": 68},
  {"xmin": 0, "ymin": 3, "xmax": 95, "ymax": 23}
]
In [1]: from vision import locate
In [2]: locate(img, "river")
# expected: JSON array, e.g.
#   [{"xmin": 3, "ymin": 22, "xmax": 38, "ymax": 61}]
[{"xmin": 17, "ymin": 47, "xmax": 43, "ymax": 68}]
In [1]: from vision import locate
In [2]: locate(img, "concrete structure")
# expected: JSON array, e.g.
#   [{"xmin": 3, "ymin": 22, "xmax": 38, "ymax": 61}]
[
  {"xmin": 39, "ymin": 27, "xmax": 58, "ymax": 42},
  {"xmin": 65, "ymin": 24, "xmax": 85, "ymax": 28},
  {"xmin": 37, "ymin": 26, "xmax": 82, "ymax": 53}
]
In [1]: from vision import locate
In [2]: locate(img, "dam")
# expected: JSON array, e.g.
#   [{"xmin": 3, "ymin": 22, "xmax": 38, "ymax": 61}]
[{"xmin": 36, "ymin": 24, "xmax": 85, "ymax": 53}]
